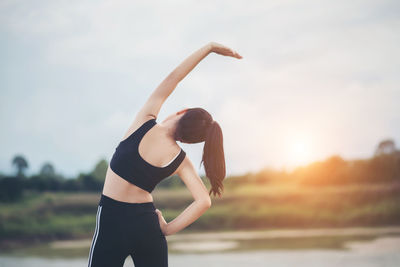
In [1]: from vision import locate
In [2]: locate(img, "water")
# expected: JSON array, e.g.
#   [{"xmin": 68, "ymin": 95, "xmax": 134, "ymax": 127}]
[{"xmin": 1, "ymin": 230, "xmax": 400, "ymax": 267}]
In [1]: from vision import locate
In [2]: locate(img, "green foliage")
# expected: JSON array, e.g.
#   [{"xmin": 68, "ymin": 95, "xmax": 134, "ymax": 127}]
[
  {"xmin": 157, "ymin": 175, "xmax": 185, "ymax": 188},
  {"xmin": 0, "ymin": 192, "xmax": 99, "ymax": 242},
  {"xmin": 3, "ymin": 140, "xmax": 400, "ymax": 204},
  {"xmin": 240, "ymin": 152, "xmax": 400, "ymax": 186},
  {"xmin": 12, "ymin": 154, "xmax": 29, "ymax": 178},
  {"xmin": 39, "ymin": 162, "xmax": 56, "ymax": 177},
  {"xmin": 26, "ymin": 175, "xmax": 64, "ymax": 192},
  {"xmin": 89, "ymin": 159, "xmax": 108, "ymax": 183},
  {"xmin": 0, "ymin": 177, "xmax": 24, "ymax": 202},
  {"xmin": 0, "ymin": 158, "xmax": 110, "ymax": 202},
  {"xmin": 1, "ymin": 184, "xmax": 400, "ymax": 246},
  {"xmin": 1, "ymin": 139, "xmax": 400, "ymax": 246},
  {"xmin": 2, "ymin": 150, "xmax": 400, "ymax": 203}
]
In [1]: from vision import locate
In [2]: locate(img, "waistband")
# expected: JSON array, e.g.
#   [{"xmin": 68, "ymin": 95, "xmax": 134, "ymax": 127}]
[{"xmin": 99, "ymin": 194, "xmax": 155, "ymax": 211}]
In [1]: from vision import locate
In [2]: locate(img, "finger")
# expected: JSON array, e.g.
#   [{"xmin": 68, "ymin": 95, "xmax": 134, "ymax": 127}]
[{"xmin": 233, "ymin": 51, "xmax": 242, "ymax": 59}]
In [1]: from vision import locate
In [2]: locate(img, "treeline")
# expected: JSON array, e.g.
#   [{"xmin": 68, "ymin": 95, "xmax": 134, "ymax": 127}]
[
  {"xmin": 1, "ymin": 139, "xmax": 399, "ymax": 202},
  {"xmin": 228, "ymin": 152, "xmax": 400, "ymax": 187},
  {"xmin": 225, "ymin": 139, "xmax": 400, "ymax": 187},
  {"xmin": 0, "ymin": 156, "xmax": 184, "ymax": 202},
  {"xmin": 0, "ymin": 158, "xmax": 106, "ymax": 202}
]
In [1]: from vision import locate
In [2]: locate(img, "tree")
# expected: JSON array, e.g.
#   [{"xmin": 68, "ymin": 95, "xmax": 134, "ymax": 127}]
[
  {"xmin": 375, "ymin": 139, "xmax": 396, "ymax": 156},
  {"xmin": 90, "ymin": 159, "xmax": 108, "ymax": 182},
  {"xmin": 0, "ymin": 176, "xmax": 24, "ymax": 202},
  {"xmin": 12, "ymin": 154, "xmax": 29, "ymax": 178},
  {"xmin": 40, "ymin": 162, "xmax": 56, "ymax": 177},
  {"xmin": 78, "ymin": 174, "xmax": 103, "ymax": 191}
]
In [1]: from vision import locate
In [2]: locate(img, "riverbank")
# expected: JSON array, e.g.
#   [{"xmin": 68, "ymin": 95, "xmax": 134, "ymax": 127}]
[
  {"xmin": 1, "ymin": 226, "xmax": 400, "ymax": 258},
  {"xmin": 1, "ymin": 183, "xmax": 400, "ymax": 249},
  {"xmin": 2, "ymin": 233, "xmax": 400, "ymax": 267}
]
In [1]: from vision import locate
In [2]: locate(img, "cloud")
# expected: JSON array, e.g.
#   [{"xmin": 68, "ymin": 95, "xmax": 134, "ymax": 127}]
[{"xmin": 1, "ymin": 0, "xmax": 399, "ymax": 177}]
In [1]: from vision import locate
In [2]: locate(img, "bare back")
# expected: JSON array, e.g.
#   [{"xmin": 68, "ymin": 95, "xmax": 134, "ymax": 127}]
[{"xmin": 102, "ymin": 116, "xmax": 182, "ymax": 203}]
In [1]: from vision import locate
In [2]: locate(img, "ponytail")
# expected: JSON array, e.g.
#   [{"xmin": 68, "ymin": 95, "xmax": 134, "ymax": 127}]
[
  {"xmin": 173, "ymin": 107, "xmax": 226, "ymax": 197},
  {"xmin": 201, "ymin": 121, "xmax": 226, "ymax": 197}
]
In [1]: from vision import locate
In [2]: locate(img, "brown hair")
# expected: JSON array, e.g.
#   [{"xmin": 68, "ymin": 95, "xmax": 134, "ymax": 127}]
[{"xmin": 174, "ymin": 107, "xmax": 226, "ymax": 197}]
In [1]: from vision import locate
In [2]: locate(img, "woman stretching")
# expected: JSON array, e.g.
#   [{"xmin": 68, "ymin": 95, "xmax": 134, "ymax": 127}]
[{"xmin": 87, "ymin": 42, "xmax": 242, "ymax": 267}]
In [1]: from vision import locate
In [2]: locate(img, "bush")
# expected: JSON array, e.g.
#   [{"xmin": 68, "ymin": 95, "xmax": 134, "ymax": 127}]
[{"xmin": 0, "ymin": 177, "xmax": 24, "ymax": 202}]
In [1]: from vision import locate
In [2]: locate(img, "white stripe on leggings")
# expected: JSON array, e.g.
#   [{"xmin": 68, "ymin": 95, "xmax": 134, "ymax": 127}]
[{"xmin": 88, "ymin": 205, "xmax": 102, "ymax": 267}]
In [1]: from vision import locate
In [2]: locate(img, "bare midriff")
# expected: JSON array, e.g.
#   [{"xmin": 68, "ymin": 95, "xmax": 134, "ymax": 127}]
[{"xmin": 102, "ymin": 165, "xmax": 154, "ymax": 203}]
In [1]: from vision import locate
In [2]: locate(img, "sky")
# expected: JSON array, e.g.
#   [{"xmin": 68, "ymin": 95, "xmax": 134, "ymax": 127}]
[{"xmin": 1, "ymin": 0, "xmax": 399, "ymax": 178}]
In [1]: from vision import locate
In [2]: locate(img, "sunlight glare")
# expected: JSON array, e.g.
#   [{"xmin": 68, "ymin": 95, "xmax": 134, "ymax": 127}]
[{"xmin": 286, "ymin": 135, "xmax": 314, "ymax": 168}]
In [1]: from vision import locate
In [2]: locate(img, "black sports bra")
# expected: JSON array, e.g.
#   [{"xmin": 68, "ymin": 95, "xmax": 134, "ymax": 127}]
[{"xmin": 109, "ymin": 118, "xmax": 186, "ymax": 193}]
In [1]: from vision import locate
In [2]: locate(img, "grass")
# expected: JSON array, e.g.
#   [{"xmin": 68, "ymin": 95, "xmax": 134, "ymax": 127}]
[{"xmin": 1, "ymin": 183, "xmax": 400, "ymax": 249}]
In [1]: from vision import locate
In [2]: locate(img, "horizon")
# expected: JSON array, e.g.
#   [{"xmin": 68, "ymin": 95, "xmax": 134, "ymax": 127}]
[{"xmin": 3, "ymin": 137, "xmax": 395, "ymax": 178}]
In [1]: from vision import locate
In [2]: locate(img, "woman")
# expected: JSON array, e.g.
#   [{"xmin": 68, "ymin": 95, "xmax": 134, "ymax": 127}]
[{"xmin": 87, "ymin": 42, "xmax": 242, "ymax": 267}]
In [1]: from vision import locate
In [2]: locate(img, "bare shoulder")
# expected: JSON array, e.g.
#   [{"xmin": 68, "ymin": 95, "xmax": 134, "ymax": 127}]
[
  {"xmin": 174, "ymin": 155, "xmax": 195, "ymax": 177},
  {"xmin": 121, "ymin": 112, "xmax": 157, "ymax": 141}
]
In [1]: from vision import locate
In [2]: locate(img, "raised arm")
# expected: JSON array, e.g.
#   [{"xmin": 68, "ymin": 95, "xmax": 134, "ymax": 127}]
[{"xmin": 136, "ymin": 42, "xmax": 242, "ymax": 119}]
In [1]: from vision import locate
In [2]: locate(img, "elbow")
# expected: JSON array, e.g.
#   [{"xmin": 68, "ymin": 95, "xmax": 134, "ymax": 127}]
[{"xmin": 198, "ymin": 196, "xmax": 212, "ymax": 210}]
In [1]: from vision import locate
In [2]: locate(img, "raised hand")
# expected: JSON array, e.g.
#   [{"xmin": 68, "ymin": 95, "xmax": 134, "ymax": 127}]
[{"xmin": 209, "ymin": 41, "xmax": 243, "ymax": 59}]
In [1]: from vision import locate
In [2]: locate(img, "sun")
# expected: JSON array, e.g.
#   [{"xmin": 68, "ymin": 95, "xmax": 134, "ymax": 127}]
[
  {"xmin": 292, "ymin": 141, "xmax": 308, "ymax": 158},
  {"xmin": 286, "ymin": 136, "xmax": 314, "ymax": 167}
]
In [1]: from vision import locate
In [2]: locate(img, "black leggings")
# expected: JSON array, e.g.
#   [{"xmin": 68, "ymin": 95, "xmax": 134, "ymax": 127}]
[{"xmin": 87, "ymin": 194, "xmax": 168, "ymax": 267}]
